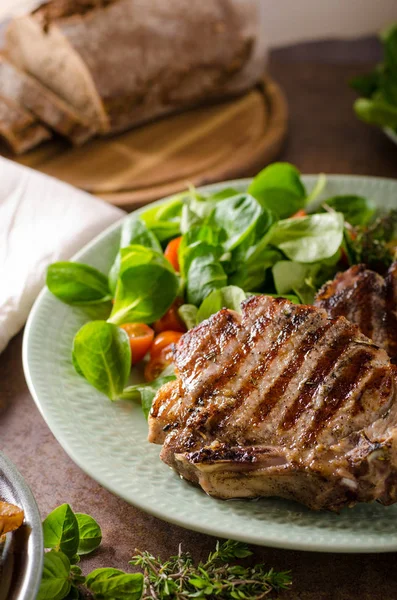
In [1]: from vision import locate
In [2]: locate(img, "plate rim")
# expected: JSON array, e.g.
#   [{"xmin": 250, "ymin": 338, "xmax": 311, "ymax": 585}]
[
  {"xmin": 0, "ymin": 450, "xmax": 43, "ymax": 599},
  {"xmin": 23, "ymin": 173, "xmax": 397, "ymax": 553}
]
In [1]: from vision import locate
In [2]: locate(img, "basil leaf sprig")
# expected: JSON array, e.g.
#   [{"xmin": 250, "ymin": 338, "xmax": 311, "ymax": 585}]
[{"xmin": 38, "ymin": 504, "xmax": 143, "ymax": 600}]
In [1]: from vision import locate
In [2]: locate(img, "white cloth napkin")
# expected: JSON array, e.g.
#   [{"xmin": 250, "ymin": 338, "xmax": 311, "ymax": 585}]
[{"xmin": 0, "ymin": 157, "xmax": 125, "ymax": 353}]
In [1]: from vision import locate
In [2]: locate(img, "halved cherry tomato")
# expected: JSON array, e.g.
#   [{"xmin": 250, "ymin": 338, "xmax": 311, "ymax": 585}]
[
  {"xmin": 153, "ymin": 298, "xmax": 186, "ymax": 333},
  {"xmin": 144, "ymin": 348, "xmax": 173, "ymax": 382},
  {"xmin": 150, "ymin": 330, "xmax": 184, "ymax": 360},
  {"xmin": 291, "ymin": 209, "xmax": 307, "ymax": 218},
  {"xmin": 164, "ymin": 236, "xmax": 182, "ymax": 272},
  {"xmin": 120, "ymin": 323, "xmax": 154, "ymax": 365}
]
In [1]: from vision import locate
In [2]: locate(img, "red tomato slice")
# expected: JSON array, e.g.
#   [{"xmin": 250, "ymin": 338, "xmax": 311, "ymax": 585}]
[
  {"xmin": 164, "ymin": 236, "xmax": 182, "ymax": 272},
  {"xmin": 144, "ymin": 348, "xmax": 173, "ymax": 382},
  {"xmin": 150, "ymin": 331, "xmax": 184, "ymax": 360},
  {"xmin": 120, "ymin": 323, "xmax": 154, "ymax": 365},
  {"xmin": 153, "ymin": 298, "xmax": 186, "ymax": 333}
]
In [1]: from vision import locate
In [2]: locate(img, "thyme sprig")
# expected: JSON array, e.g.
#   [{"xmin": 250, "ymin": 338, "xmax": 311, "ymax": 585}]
[{"xmin": 131, "ymin": 539, "xmax": 292, "ymax": 599}]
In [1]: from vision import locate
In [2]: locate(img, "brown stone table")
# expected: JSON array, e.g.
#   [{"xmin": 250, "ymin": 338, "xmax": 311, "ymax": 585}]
[{"xmin": 2, "ymin": 38, "xmax": 397, "ymax": 599}]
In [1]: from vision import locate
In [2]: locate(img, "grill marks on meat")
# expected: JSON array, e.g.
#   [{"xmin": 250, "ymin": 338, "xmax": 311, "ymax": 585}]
[
  {"xmin": 148, "ymin": 296, "xmax": 397, "ymax": 510},
  {"xmin": 315, "ymin": 262, "xmax": 397, "ymax": 363}
]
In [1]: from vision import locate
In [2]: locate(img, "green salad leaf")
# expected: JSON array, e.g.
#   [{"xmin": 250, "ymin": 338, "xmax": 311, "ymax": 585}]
[
  {"xmin": 178, "ymin": 225, "xmax": 223, "ymax": 279},
  {"xmin": 319, "ymin": 195, "xmax": 375, "ymax": 226},
  {"xmin": 75, "ymin": 513, "xmax": 102, "ymax": 555},
  {"xmin": 42, "ymin": 504, "xmax": 79, "ymax": 558},
  {"xmin": 248, "ymin": 162, "xmax": 307, "ymax": 218},
  {"xmin": 273, "ymin": 261, "xmax": 320, "ymax": 305},
  {"xmin": 178, "ymin": 304, "xmax": 199, "ymax": 329},
  {"xmin": 109, "ymin": 245, "xmax": 179, "ymax": 325},
  {"xmin": 108, "ymin": 219, "xmax": 162, "ymax": 292},
  {"xmin": 197, "ymin": 285, "xmax": 246, "ymax": 323},
  {"xmin": 47, "ymin": 263, "xmax": 111, "ymax": 305},
  {"xmin": 72, "ymin": 321, "xmax": 131, "ymax": 400},
  {"xmin": 85, "ymin": 568, "xmax": 144, "ymax": 600},
  {"xmin": 140, "ymin": 195, "xmax": 184, "ymax": 241},
  {"xmin": 186, "ymin": 255, "xmax": 227, "ymax": 306},
  {"xmin": 121, "ymin": 375, "xmax": 176, "ymax": 418},
  {"xmin": 207, "ymin": 193, "xmax": 264, "ymax": 251},
  {"xmin": 265, "ymin": 212, "xmax": 344, "ymax": 262}
]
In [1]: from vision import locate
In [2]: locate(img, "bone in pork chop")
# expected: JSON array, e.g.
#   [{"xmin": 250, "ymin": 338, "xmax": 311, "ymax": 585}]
[
  {"xmin": 315, "ymin": 262, "xmax": 397, "ymax": 363},
  {"xmin": 148, "ymin": 296, "xmax": 397, "ymax": 511}
]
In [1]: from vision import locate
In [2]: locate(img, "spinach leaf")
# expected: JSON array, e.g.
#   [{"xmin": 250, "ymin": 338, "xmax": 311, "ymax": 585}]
[
  {"xmin": 47, "ymin": 263, "xmax": 111, "ymax": 305},
  {"xmin": 197, "ymin": 286, "xmax": 246, "ymax": 323},
  {"xmin": 86, "ymin": 568, "xmax": 143, "ymax": 600},
  {"xmin": 72, "ymin": 321, "xmax": 131, "ymax": 401},
  {"xmin": 319, "ymin": 195, "xmax": 375, "ymax": 226},
  {"xmin": 178, "ymin": 226, "xmax": 223, "ymax": 279},
  {"xmin": 109, "ymin": 245, "xmax": 179, "ymax": 325},
  {"xmin": 273, "ymin": 261, "xmax": 320, "ymax": 305},
  {"xmin": 121, "ymin": 375, "xmax": 176, "ymax": 418},
  {"xmin": 37, "ymin": 551, "xmax": 71, "ymax": 600},
  {"xmin": 42, "ymin": 504, "xmax": 79, "ymax": 558},
  {"xmin": 108, "ymin": 219, "xmax": 162, "ymax": 293},
  {"xmin": 140, "ymin": 195, "xmax": 185, "ymax": 241},
  {"xmin": 178, "ymin": 304, "xmax": 199, "ymax": 329},
  {"xmin": 230, "ymin": 244, "xmax": 282, "ymax": 291},
  {"xmin": 207, "ymin": 193, "xmax": 264, "ymax": 251},
  {"xmin": 186, "ymin": 256, "xmax": 227, "ymax": 306},
  {"xmin": 265, "ymin": 212, "xmax": 344, "ymax": 263},
  {"xmin": 248, "ymin": 162, "xmax": 307, "ymax": 218},
  {"xmin": 75, "ymin": 513, "xmax": 102, "ymax": 555},
  {"xmin": 353, "ymin": 97, "xmax": 397, "ymax": 128}
]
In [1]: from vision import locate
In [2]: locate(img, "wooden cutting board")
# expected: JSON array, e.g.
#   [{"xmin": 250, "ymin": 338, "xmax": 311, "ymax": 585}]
[{"xmin": 5, "ymin": 76, "xmax": 288, "ymax": 210}]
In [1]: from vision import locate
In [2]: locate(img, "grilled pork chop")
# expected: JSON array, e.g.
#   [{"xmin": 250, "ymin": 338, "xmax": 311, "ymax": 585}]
[
  {"xmin": 315, "ymin": 262, "xmax": 397, "ymax": 363},
  {"xmin": 148, "ymin": 296, "xmax": 397, "ymax": 511}
]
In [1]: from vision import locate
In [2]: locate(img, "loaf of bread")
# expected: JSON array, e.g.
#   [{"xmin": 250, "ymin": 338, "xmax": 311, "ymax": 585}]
[
  {"xmin": 0, "ymin": 55, "xmax": 95, "ymax": 144},
  {"xmin": 6, "ymin": 0, "xmax": 265, "ymax": 135},
  {"xmin": 0, "ymin": 95, "xmax": 52, "ymax": 154}
]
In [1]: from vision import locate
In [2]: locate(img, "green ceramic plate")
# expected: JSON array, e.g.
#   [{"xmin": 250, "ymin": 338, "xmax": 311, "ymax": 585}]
[{"xmin": 23, "ymin": 175, "xmax": 397, "ymax": 553}]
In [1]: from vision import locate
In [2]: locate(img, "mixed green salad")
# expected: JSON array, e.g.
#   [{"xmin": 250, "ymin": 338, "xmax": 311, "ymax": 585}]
[
  {"xmin": 351, "ymin": 23, "xmax": 397, "ymax": 131},
  {"xmin": 46, "ymin": 162, "xmax": 397, "ymax": 415}
]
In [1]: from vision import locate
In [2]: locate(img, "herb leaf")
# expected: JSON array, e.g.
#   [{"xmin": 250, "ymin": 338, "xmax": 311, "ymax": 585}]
[
  {"xmin": 47, "ymin": 263, "xmax": 111, "ymax": 305},
  {"xmin": 186, "ymin": 255, "xmax": 227, "ymax": 306},
  {"xmin": 108, "ymin": 245, "xmax": 179, "ymax": 325},
  {"xmin": 75, "ymin": 513, "xmax": 102, "ymax": 555},
  {"xmin": 265, "ymin": 212, "xmax": 344, "ymax": 262},
  {"xmin": 42, "ymin": 504, "xmax": 79, "ymax": 558},
  {"xmin": 37, "ymin": 550, "xmax": 71, "ymax": 600},
  {"xmin": 178, "ymin": 304, "xmax": 199, "ymax": 329},
  {"xmin": 72, "ymin": 321, "xmax": 131, "ymax": 400},
  {"xmin": 208, "ymin": 193, "xmax": 264, "ymax": 251},
  {"xmin": 108, "ymin": 219, "xmax": 162, "ymax": 293},
  {"xmin": 86, "ymin": 568, "xmax": 144, "ymax": 600},
  {"xmin": 248, "ymin": 162, "xmax": 307, "ymax": 218},
  {"xmin": 319, "ymin": 195, "xmax": 375, "ymax": 226},
  {"xmin": 197, "ymin": 286, "xmax": 246, "ymax": 323}
]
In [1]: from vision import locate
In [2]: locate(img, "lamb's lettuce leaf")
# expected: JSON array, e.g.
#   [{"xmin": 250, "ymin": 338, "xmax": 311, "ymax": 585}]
[
  {"xmin": 264, "ymin": 212, "xmax": 344, "ymax": 263},
  {"xmin": 248, "ymin": 162, "xmax": 307, "ymax": 218},
  {"xmin": 108, "ymin": 245, "xmax": 179, "ymax": 325},
  {"xmin": 72, "ymin": 321, "xmax": 131, "ymax": 400}
]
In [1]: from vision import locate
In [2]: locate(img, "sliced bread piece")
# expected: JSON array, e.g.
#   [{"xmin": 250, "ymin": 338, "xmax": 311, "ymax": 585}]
[
  {"xmin": 0, "ymin": 55, "xmax": 95, "ymax": 144},
  {"xmin": 0, "ymin": 95, "xmax": 52, "ymax": 154},
  {"xmin": 5, "ymin": 0, "xmax": 265, "ymax": 135}
]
